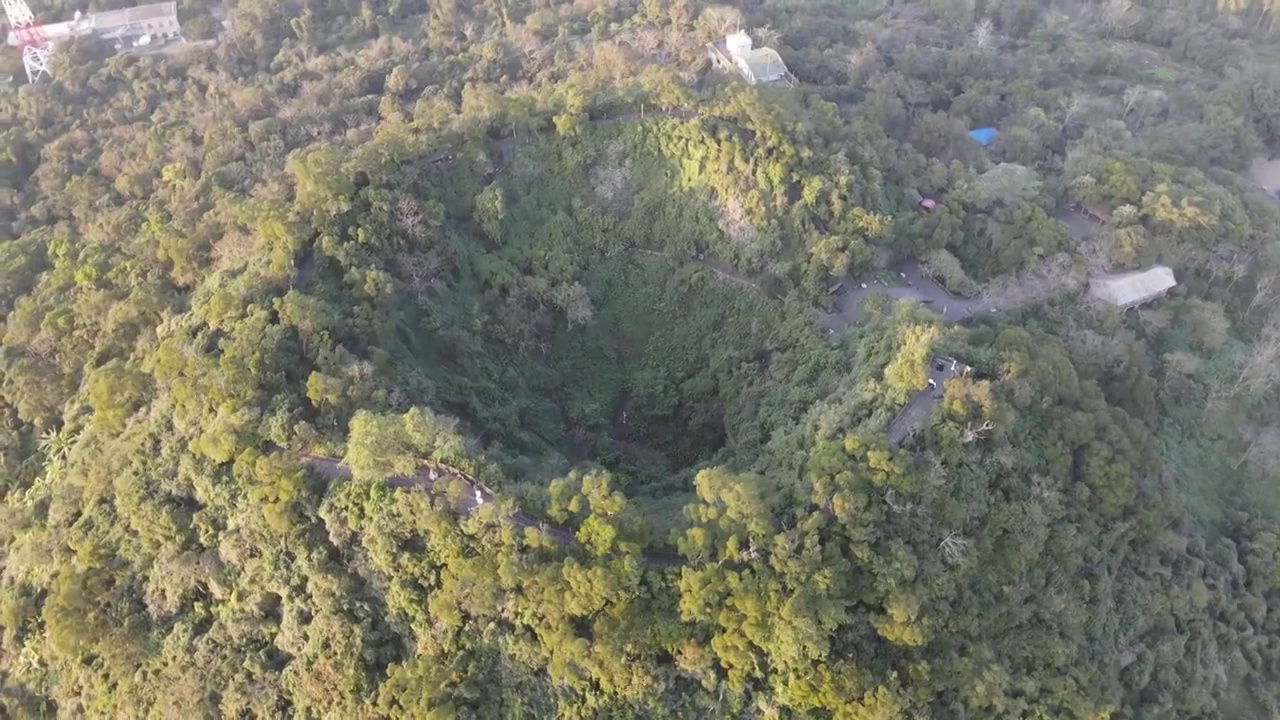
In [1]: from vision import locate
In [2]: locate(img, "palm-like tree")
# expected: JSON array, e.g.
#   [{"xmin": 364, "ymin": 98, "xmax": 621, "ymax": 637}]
[{"xmin": 38, "ymin": 427, "xmax": 74, "ymax": 476}]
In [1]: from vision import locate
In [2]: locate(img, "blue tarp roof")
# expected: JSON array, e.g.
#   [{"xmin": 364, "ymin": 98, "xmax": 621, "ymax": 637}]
[{"xmin": 968, "ymin": 127, "xmax": 998, "ymax": 146}]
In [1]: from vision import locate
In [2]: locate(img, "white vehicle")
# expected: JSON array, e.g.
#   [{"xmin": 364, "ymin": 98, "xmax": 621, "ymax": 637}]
[{"xmin": 474, "ymin": 489, "xmax": 485, "ymax": 506}]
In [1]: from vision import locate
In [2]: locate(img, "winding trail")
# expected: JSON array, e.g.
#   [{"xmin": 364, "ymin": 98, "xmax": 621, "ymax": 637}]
[
  {"xmin": 303, "ymin": 455, "xmax": 568, "ymax": 541},
  {"xmin": 414, "ymin": 105, "xmax": 1034, "ymax": 328},
  {"xmin": 695, "ymin": 256, "xmax": 766, "ymax": 292},
  {"xmin": 299, "ymin": 252, "xmax": 987, "ymax": 551},
  {"xmin": 295, "ymin": 112, "xmax": 1078, "ymax": 548},
  {"xmin": 412, "ymin": 103, "xmax": 1053, "ymax": 327},
  {"xmin": 629, "ymin": 248, "xmax": 767, "ymax": 293},
  {"xmin": 303, "ymin": 454, "xmax": 686, "ymax": 565}
]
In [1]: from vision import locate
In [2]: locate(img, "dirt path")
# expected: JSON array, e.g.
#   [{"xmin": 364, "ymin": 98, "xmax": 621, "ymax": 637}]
[
  {"xmin": 303, "ymin": 455, "xmax": 573, "ymax": 544},
  {"xmin": 303, "ymin": 454, "xmax": 685, "ymax": 564},
  {"xmin": 693, "ymin": 256, "xmax": 766, "ymax": 292},
  {"xmin": 627, "ymin": 247, "xmax": 769, "ymax": 293}
]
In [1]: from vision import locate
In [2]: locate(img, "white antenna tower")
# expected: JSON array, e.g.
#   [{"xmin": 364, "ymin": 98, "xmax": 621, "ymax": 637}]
[{"xmin": 3, "ymin": 0, "xmax": 53, "ymax": 83}]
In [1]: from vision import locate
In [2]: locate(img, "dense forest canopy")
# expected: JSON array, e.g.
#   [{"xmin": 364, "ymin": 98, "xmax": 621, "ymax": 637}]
[{"xmin": 2, "ymin": 0, "xmax": 1280, "ymax": 716}]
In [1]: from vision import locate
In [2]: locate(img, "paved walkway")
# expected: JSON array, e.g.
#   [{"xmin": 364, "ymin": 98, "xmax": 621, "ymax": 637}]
[
  {"xmin": 887, "ymin": 358, "xmax": 965, "ymax": 447},
  {"xmin": 835, "ymin": 260, "xmax": 990, "ymax": 323}
]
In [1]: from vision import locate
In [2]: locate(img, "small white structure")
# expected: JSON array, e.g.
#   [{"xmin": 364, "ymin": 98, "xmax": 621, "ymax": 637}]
[
  {"xmin": 725, "ymin": 30, "xmax": 752, "ymax": 57},
  {"xmin": 1089, "ymin": 265, "xmax": 1176, "ymax": 310},
  {"xmin": 707, "ymin": 31, "xmax": 794, "ymax": 87}
]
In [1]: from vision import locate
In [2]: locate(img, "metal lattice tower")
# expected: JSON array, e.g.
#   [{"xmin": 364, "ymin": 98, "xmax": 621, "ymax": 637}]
[{"xmin": 3, "ymin": 0, "xmax": 52, "ymax": 83}]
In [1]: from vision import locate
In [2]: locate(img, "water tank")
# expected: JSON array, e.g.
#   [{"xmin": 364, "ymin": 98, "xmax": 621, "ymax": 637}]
[{"xmin": 726, "ymin": 31, "xmax": 752, "ymax": 57}]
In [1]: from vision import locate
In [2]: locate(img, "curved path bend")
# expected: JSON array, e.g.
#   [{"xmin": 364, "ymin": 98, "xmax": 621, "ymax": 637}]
[{"xmin": 834, "ymin": 260, "xmax": 991, "ymax": 323}]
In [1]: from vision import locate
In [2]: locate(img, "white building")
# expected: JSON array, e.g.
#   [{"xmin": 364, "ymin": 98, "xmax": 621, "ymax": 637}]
[
  {"xmin": 707, "ymin": 31, "xmax": 793, "ymax": 87},
  {"xmin": 6, "ymin": 2, "xmax": 182, "ymax": 52}
]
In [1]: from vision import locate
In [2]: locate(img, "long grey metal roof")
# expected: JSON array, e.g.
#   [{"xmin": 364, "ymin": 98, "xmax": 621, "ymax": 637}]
[
  {"xmin": 735, "ymin": 48, "xmax": 788, "ymax": 83},
  {"xmin": 1089, "ymin": 265, "xmax": 1176, "ymax": 307}
]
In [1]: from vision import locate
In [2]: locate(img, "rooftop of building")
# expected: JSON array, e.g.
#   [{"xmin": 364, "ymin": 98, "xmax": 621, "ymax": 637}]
[
  {"xmin": 1078, "ymin": 201, "xmax": 1113, "ymax": 224},
  {"xmin": 736, "ymin": 47, "xmax": 787, "ymax": 80},
  {"xmin": 706, "ymin": 33, "xmax": 795, "ymax": 87},
  {"xmin": 6, "ymin": 2, "xmax": 177, "ymax": 46}
]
